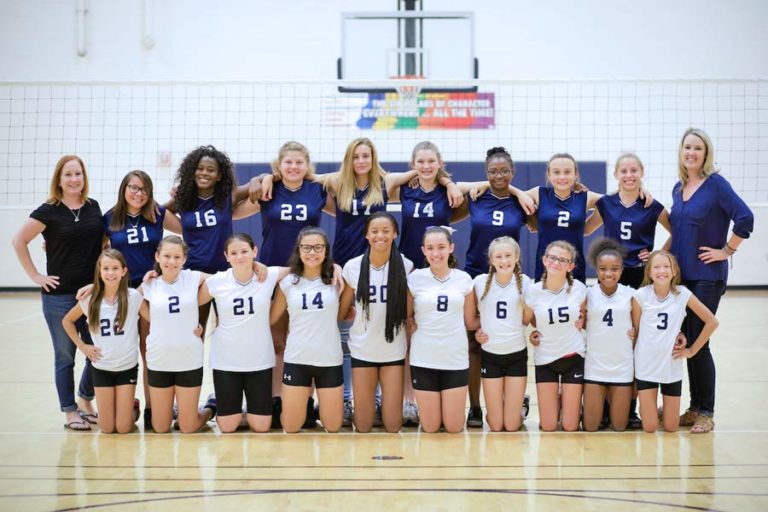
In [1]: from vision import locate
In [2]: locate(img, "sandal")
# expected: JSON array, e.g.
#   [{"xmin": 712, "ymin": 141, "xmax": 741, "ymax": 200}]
[
  {"xmin": 679, "ymin": 409, "xmax": 699, "ymax": 427},
  {"xmin": 79, "ymin": 411, "xmax": 99, "ymax": 425},
  {"xmin": 690, "ymin": 414, "xmax": 714, "ymax": 434},
  {"xmin": 64, "ymin": 419, "xmax": 92, "ymax": 431}
]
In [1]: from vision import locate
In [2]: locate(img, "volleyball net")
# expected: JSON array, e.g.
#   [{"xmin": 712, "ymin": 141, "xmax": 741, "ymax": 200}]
[{"xmin": 1, "ymin": 79, "xmax": 766, "ymax": 208}]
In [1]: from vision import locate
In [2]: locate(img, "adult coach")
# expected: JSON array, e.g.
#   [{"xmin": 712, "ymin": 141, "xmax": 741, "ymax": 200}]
[
  {"xmin": 12, "ymin": 155, "xmax": 104, "ymax": 431},
  {"xmin": 668, "ymin": 127, "xmax": 753, "ymax": 434}
]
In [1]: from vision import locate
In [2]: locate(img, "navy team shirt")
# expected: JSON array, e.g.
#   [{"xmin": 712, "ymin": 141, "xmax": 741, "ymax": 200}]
[
  {"xmin": 104, "ymin": 205, "xmax": 166, "ymax": 286},
  {"xmin": 596, "ymin": 194, "xmax": 664, "ymax": 268},
  {"xmin": 259, "ymin": 180, "xmax": 328, "ymax": 266},
  {"xmin": 464, "ymin": 190, "xmax": 527, "ymax": 278},
  {"xmin": 398, "ymin": 184, "xmax": 451, "ymax": 269},
  {"xmin": 535, "ymin": 187, "xmax": 588, "ymax": 282},
  {"xmin": 179, "ymin": 195, "xmax": 232, "ymax": 274},
  {"xmin": 333, "ymin": 184, "xmax": 387, "ymax": 267}
]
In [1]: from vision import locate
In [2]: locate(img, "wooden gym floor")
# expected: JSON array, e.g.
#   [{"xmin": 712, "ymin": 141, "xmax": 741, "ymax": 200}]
[{"xmin": 0, "ymin": 290, "xmax": 766, "ymax": 511}]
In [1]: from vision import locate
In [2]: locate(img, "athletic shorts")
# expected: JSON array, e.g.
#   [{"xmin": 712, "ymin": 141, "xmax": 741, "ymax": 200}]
[
  {"xmin": 583, "ymin": 379, "xmax": 633, "ymax": 387},
  {"xmin": 410, "ymin": 365, "xmax": 468, "ymax": 392},
  {"xmin": 213, "ymin": 368, "xmax": 273, "ymax": 416},
  {"xmin": 636, "ymin": 378, "xmax": 682, "ymax": 397},
  {"xmin": 93, "ymin": 364, "xmax": 139, "ymax": 387},
  {"xmin": 148, "ymin": 367, "xmax": 204, "ymax": 388},
  {"xmin": 535, "ymin": 354, "xmax": 584, "ymax": 384},
  {"xmin": 351, "ymin": 357, "xmax": 406, "ymax": 369},
  {"xmin": 282, "ymin": 362, "xmax": 343, "ymax": 389},
  {"xmin": 619, "ymin": 265, "xmax": 645, "ymax": 289},
  {"xmin": 480, "ymin": 347, "xmax": 528, "ymax": 378}
]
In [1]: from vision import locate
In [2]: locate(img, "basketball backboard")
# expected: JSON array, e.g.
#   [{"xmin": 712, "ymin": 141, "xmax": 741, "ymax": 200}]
[{"xmin": 338, "ymin": 11, "xmax": 478, "ymax": 92}]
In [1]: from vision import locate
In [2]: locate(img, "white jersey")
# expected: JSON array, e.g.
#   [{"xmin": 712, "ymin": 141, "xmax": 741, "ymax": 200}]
[
  {"xmin": 142, "ymin": 270, "xmax": 203, "ymax": 372},
  {"xmin": 408, "ymin": 268, "xmax": 473, "ymax": 370},
  {"xmin": 634, "ymin": 285, "xmax": 692, "ymax": 383},
  {"xmin": 343, "ymin": 254, "xmax": 414, "ymax": 363},
  {"xmin": 80, "ymin": 288, "xmax": 142, "ymax": 372},
  {"xmin": 206, "ymin": 267, "xmax": 280, "ymax": 372},
  {"xmin": 585, "ymin": 284, "xmax": 634, "ymax": 383},
  {"xmin": 280, "ymin": 275, "xmax": 343, "ymax": 367},
  {"xmin": 524, "ymin": 280, "xmax": 587, "ymax": 366},
  {"xmin": 473, "ymin": 273, "xmax": 531, "ymax": 355}
]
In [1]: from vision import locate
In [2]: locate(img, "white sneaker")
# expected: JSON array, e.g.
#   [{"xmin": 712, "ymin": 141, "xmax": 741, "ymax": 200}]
[{"xmin": 403, "ymin": 400, "xmax": 419, "ymax": 427}]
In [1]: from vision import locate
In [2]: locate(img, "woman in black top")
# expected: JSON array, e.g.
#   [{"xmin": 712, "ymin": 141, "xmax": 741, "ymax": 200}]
[{"xmin": 12, "ymin": 155, "xmax": 105, "ymax": 431}]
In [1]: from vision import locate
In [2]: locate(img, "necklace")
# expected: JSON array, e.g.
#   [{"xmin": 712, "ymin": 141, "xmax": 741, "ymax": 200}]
[
  {"xmin": 127, "ymin": 213, "xmax": 141, "ymax": 229},
  {"xmin": 68, "ymin": 206, "xmax": 81, "ymax": 223}
]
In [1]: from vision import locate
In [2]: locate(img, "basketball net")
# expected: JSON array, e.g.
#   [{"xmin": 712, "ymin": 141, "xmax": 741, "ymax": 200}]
[{"xmin": 393, "ymin": 75, "xmax": 423, "ymax": 112}]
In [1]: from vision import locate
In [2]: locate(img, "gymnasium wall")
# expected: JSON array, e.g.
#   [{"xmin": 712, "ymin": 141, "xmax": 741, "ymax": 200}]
[{"xmin": 1, "ymin": 1, "xmax": 766, "ymax": 287}]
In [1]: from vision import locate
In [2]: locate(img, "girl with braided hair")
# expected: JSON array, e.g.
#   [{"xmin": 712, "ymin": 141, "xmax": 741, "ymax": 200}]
[
  {"xmin": 339, "ymin": 212, "xmax": 412, "ymax": 432},
  {"xmin": 523, "ymin": 240, "xmax": 587, "ymax": 431},
  {"xmin": 466, "ymin": 237, "xmax": 531, "ymax": 432}
]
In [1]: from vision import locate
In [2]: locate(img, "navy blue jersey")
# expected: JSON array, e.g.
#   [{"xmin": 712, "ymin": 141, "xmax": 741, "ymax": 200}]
[
  {"xmin": 398, "ymin": 184, "xmax": 451, "ymax": 269},
  {"xmin": 333, "ymin": 184, "xmax": 388, "ymax": 267},
  {"xmin": 259, "ymin": 180, "xmax": 328, "ymax": 266},
  {"xmin": 596, "ymin": 194, "xmax": 664, "ymax": 268},
  {"xmin": 535, "ymin": 187, "xmax": 588, "ymax": 282},
  {"xmin": 104, "ymin": 206, "xmax": 166, "ymax": 285},
  {"xmin": 464, "ymin": 191, "xmax": 527, "ymax": 278},
  {"xmin": 179, "ymin": 195, "xmax": 233, "ymax": 273}
]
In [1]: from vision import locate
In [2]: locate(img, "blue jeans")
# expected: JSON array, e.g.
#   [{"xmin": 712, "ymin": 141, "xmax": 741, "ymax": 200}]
[
  {"xmin": 41, "ymin": 293, "xmax": 94, "ymax": 412},
  {"xmin": 682, "ymin": 280, "xmax": 725, "ymax": 417}
]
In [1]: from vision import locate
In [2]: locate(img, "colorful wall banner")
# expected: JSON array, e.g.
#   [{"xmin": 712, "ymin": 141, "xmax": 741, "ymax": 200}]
[{"xmin": 356, "ymin": 91, "xmax": 495, "ymax": 130}]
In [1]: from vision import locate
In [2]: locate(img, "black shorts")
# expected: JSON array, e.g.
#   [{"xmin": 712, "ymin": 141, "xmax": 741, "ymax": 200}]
[
  {"xmin": 480, "ymin": 348, "xmax": 528, "ymax": 378},
  {"xmin": 282, "ymin": 362, "xmax": 343, "ymax": 389},
  {"xmin": 619, "ymin": 265, "xmax": 645, "ymax": 289},
  {"xmin": 213, "ymin": 368, "xmax": 273, "ymax": 416},
  {"xmin": 148, "ymin": 367, "xmax": 204, "ymax": 388},
  {"xmin": 535, "ymin": 354, "xmax": 584, "ymax": 384},
  {"xmin": 351, "ymin": 357, "xmax": 406, "ymax": 369},
  {"xmin": 93, "ymin": 364, "xmax": 139, "ymax": 387},
  {"xmin": 410, "ymin": 365, "xmax": 468, "ymax": 392},
  {"xmin": 636, "ymin": 378, "xmax": 682, "ymax": 397},
  {"xmin": 583, "ymin": 379, "xmax": 633, "ymax": 387}
]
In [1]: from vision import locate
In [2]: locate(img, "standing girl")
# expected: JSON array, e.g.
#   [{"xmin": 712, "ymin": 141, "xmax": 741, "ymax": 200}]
[
  {"xmin": 459, "ymin": 147, "xmax": 530, "ymax": 428},
  {"xmin": 524, "ymin": 241, "xmax": 587, "ymax": 432},
  {"xmin": 668, "ymin": 128, "xmax": 753, "ymax": 433},
  {"xmin": 12, "ymin": 155, "xmax": 103, "ymax": 430},
  {"xmin": 632, "ymin": 250, "xmax": 719, "ymax": 433},
  {"xmin": 141, "ymin": 236, "xmax": 216, "ymax": 433},
  {"xmin": 198, "ymin": 234, "xmax": 286, "ymax": 433},
  {"xmin": 339, "ymin": 212, "xmax": 412, "ymax": 432},
  {"xmin": 407, "ymin": 226, "xmax": 474, "ymax": 433},
  {"xmin": 581, "ymin": 238, "xmax": 636, "ymax": 432},
  {"xmin": 467, "ymin": 237, "xmax": 531, "ymax": 432},
  {"xmin": 585, "ymin": 153, "xmax": 671, "ymax": 288},
  {"xmin": 167, "ymin": 145, "xmax": 262, "ymax": 335},
  {"xmin": 270, "ymin": 227, "xmax": 344, "ymax": 433},
  {"xmin": 104, "ymin": 170, "xmax": 182, "ymax": 428},
  {"xmin": 63, "ymin": 249, "xmax": 142, "ymax": 434}
]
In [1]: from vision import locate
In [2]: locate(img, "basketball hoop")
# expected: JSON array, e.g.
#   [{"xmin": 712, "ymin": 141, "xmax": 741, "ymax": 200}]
[{"xmin": 392, "ymin": 75, "xmax": 423, "ymax": 112}]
